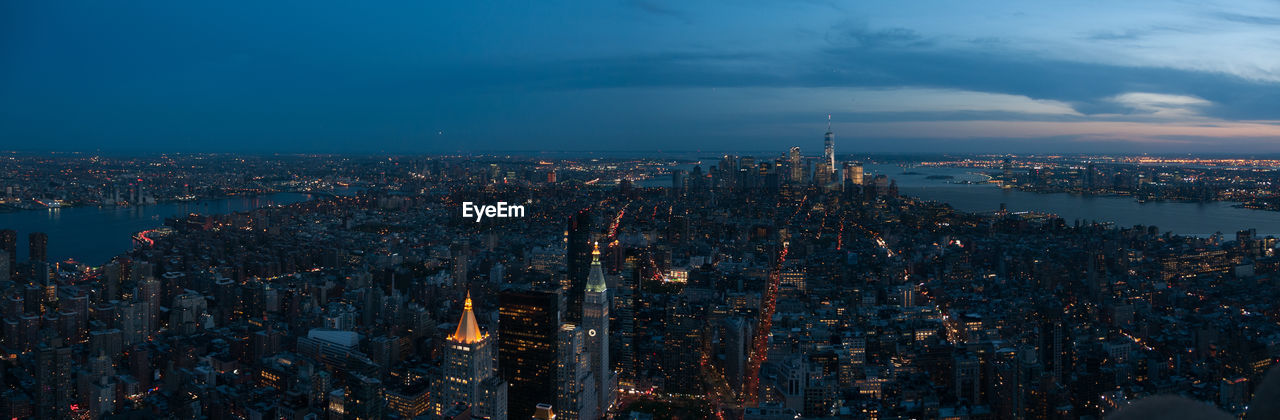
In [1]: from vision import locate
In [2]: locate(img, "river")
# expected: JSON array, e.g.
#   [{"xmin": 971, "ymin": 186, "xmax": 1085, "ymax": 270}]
[
  {"xmin": 1, "ymin": 193, "xmax": 313, "ymax": 266},
  {"xmin": 865, "ymin": 164, "xmax": 1280, "ymax": 237}
]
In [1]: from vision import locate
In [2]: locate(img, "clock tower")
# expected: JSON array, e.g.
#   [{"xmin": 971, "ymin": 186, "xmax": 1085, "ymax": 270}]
[{"xmin": 583, "ymin": 242, "xmax": 614, "ymax": 416}]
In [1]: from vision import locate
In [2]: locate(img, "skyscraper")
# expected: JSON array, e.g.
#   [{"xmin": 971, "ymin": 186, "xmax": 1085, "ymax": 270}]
[
  {"xmin": 788, "ymin": 147, "xmax": 803, "ymax": 184},
  {"xmin": 823, "ymin": 115, "xmax": 835, "ymax": 169},
  {"xmin": 671, "ymin": 169, "xmax": 687, "ymax": 195},
  {"xmin": 724, "ymin": 317, "xmax": 747, "ymax": 393},
  {"xmin": 29, "ymin": 232, "xmax": 48, "ymax": 264},
  {"xmin": 612, "ymin": 255, "xmax": 638, "ymax": 387},
  {"xmin": 0, "ymin": 229, "xmax": 16, "ymax": 279},
  {"xmin": 556, "ymin": 324, "xmax": 597, "ymax": 420},
  {"xmin": 498, "ymin": 289, "xmax": 561, "ymax": 419},
  {"xmin": 565, "ymin": 210, "xmax": 593, "ymax": 323},
  {"xmin": 582, "ymin": 243, "xmax": 614, "ymax": 416},
  {"xmin": 0, "ymin": 253, "xmax": 8, "ymax": 284},
  {"xmin": 843, "ymin": 162, "xmax": 864, "ymax": 186},
  {"xmin": 433, "ymin": 292, "xmax": 508, "ymax": 420}
]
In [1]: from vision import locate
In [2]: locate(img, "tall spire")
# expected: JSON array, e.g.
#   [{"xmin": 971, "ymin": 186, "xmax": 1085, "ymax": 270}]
[
  {"xmin": 824, "ymin": 114, "xmax": 836, "ymax": 169},
  {"xmin": 586, "ymin": 242, "xmax": 607, "ymax": 293},
  {"xmin": 451, "ymin": 290, "xmax": 484, "ymax": 344}
]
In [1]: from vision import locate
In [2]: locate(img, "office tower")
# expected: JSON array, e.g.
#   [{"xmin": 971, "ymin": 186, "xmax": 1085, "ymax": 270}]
[
  {"xmin": 814, "ymin": 162, "xmax": 833, "ymax": 186},
  {"xmin": 719, "ymin": 155, "xmax": 738, "ymax": 190},
  {"xmin": 452, "ymin": 241, "xmax": 470, "ymax": 285},
  {"xmin": 170, "ymin": 292, "xmax": 208, "ymax": 335},
  {"xmin": 780, "ymin": 356, "xmax": 806, "ymax": 412},
  {"xmin": 662, "ymin": 300, "xmax": 702, "ymax": 394},
  {"xmin": 349, "ymin": 373, "xmax": 386, "ymax": 420},
  {"xmin": 556, "ymin": 324, "xmax": 597, "ymax": 420},
  {"xmin": 738, "ymin": 156, "xmax": 756, "ymax": 190},
  {"xmin": 788, "ymin": 147, "xmax": 802, "ymax": 183},
  {"xmin": 839, "ymin": 333, "xmax": 866, "ymax": 389},
  {"xmin": 1039, "ymin": 320, "xmax": 1068, "ymax": 383},
  {"xmin": 582, "ymin": 243, "xmax": 614, "ymax": 416},
  {"xmin": 955, "ymin": 352, "xmax": 982, "ymax": 404},
  {"xmin": 671, "ymin": 169, "xmax": 687, "ymax": 195},
  {"xmin": 118, "ymin": 301, "xmax": 149, "ymax": 346},
  {"xmin": 724, "ymin": 317, "xmax": 747, "ymax": 393},
  {"xmin": 0, "ymin": 229, "xmax": 15, "ymax": 279},
  {"xmin": 612, "ymin": 256, "xmax": 637, "ymax": 387},
  {"xmin": 565, "ymin": 210, "xmax": 592, "ymax": 323},
  {"xmin": 433, "ymin": 292, "xmax": 507, "ymax": 420},
  {"xmin": 689, "ymin": 165, "xmax": 706, "ymax": 196},
  {"xmin": 843, "ymin": 162, "xmax": 863, "ymax": 185},
  {"xmin": 499, "ymin": 289, "xmax": 561, "ymax": 420},
  {"xmin": 823, "ymin": 115, "xmax": 835, "ymax": 169},
  {"xmin": 35, "ymin": 340, "xmax": 73, "ymax": 419},
  {"xmin": 138, "ymin": 276, "xmax": 161, "ymax": 336},
  {"xmin": 0, "ymin": 253, "xmax": 8, "ymax": 283},
  {"xmin": 29, "ymin": 232, "xmax": 48, "ymax": 264}
]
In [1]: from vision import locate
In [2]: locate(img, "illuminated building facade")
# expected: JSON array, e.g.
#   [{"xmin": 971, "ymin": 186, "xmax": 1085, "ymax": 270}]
[
  {"xmin": 583, "ymin": 243, "xmax": 615, "ymax": 416},
  {"xmin": 432, "ymin": 292, "xmax": 508, "ymax": 420},
  {"xmin": 498, "ymin": 289, "xmax": 561, "ymax": 419}
]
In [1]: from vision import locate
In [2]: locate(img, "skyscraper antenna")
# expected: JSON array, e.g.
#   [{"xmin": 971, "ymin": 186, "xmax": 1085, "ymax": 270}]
[{"xmin": 827, "ymin": 114, "xmax": 832, "ymax": 132}]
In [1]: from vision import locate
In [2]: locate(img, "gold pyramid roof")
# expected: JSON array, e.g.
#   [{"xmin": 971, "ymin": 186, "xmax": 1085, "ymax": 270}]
[{"xmin": 450, "ymin": 291, "xmax": 485, "ymax": 344}]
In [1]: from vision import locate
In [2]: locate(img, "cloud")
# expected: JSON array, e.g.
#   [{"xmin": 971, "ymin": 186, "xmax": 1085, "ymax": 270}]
[
  {"xmin": 1107, "ymin": 92, "xmax": 1212, "ymax": 119},
  {"xmin": 839, "ymin": 119, "xmax": 1280, "ymax": 143},
  {"xmin": 1216, "ymin": 12, "xmax": 1280, "ymax": 26},
  {"xmin": 839, "ymin": 26, "xmax": 934, "ymax": 49}
]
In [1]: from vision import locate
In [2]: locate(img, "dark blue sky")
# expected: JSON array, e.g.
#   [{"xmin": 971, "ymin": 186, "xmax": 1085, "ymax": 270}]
[{"xmin": 4, "ymin": 1, "xmax": 1280, "ymax": 154}]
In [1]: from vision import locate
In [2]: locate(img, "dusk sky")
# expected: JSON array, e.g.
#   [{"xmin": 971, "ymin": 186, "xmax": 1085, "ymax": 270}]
[{"xmin": 4, "ymin": 1, "xmax": 1280, "ymax": 154}]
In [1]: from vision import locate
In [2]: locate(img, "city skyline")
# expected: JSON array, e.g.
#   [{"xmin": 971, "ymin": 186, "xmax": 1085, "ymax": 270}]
[
  {"xmin": 5, "ymin": 1, "xmax": 1280, "ymax": 153},
  {"xmin": 6, "ymin": 2, "xmax": 1280, "ymax": 419},
  {"xmin": 0, "ymin": 151, "xmax": 1278, "ymax": 417}
]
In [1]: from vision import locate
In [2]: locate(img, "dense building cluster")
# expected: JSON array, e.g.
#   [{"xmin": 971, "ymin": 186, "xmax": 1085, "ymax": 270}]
[
  {"xmin": 0, "ymin": 153, "xmax": 382, "ymax": 210},
  {"xmin": 925, "ymin": 155, "xmax": 1280, "ymax": 209},
  {"xmin": 0, "ymin": 148, "xmax": 1276, "ymax": 419}
]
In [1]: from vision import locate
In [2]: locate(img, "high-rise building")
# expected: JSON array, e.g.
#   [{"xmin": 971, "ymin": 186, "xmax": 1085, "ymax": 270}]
[
  {"xmin": 498, "ymin": 289, "xmax": 561, "ymax": 419},
  {"xmin": 724, "ymin": 317, "xmax": 747, "ymax": 393},
  {"xmin": 839, "ymin": 333, "xmax": 866, "ymax": 389},
  {"xmin": 0, "ymin": 253, "xmax": 9, "ymax": 284},
  {"xmin": 138, "ymin": 276, "xmax": 161, "ymax": 337},
  {"xmin": 843, "ymin": 162, "xmax": 863, "ymax": 185},
  {"xmin": 582, "ymin": 243, "xmax": 614, "ymax": 416},
  {"xmin": 788, "ymin": 147, "xmax": 803, "ymax": 183},
  {"xmin": 433, "ymin": 292, "xmax": 508, "ymax": 420},
  {"xmin": 349, "ymin": 373, "xmax": 386, "ymax": 420},
  {"xmin": 565, "ymin": 210, "xmax": 593, "ymax": 323},
  {"xmin": 452, "ymin": 241, "xmax": 470, "ymax": 285},
  {"xmin": 612, "ymin": 255, "xmax": 637, "ymax": 387},
  {"xmin": 955, "ymin": 351, "xmax": 982, "ymax": 404},
  {"xmin": 662, "ymin": 300, "xmax": 702, "ymax": 394},
  {"xmin": 672, "ymin": 169, "xmax": 687, "ymax": 193},
  {"xmin": 814, "ymin": 162, "xmax": 833, "ymax": 186},
  {"xmin": 823, "ymin": 115, "xmax": 835, "ymax": 169},
  {"xmin": 556, "ymin": 324, "xmax": 596, "ymax": 420},
  {"xmin": 0, "ymin": 229, "xmax": 16, "ymax": 279},
  {"xmin": 29, "ymin": 232, "xmax": 48, "ymax": 264},
  {"xmin": 35, "ymin": 340, "xmax": 73, "ymax": 419}
]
